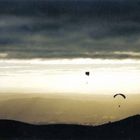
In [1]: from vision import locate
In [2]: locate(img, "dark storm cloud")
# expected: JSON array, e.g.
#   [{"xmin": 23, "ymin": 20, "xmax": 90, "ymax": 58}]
[
  {"xmin": 0, "ymin": 0, "xmax": 140, "ymax": 59},
  {"xmin": 0, "ymin": 0, "xmax": 140, "ymax": 18}
]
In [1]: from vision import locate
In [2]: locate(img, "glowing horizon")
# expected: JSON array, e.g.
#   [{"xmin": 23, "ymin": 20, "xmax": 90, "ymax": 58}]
[{"xmin": 0, "ymin": 58, "xmax": 140, "ymax": 95}]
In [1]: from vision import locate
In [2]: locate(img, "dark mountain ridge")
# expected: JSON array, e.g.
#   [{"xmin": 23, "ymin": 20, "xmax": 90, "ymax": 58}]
[{"xmin": 0, "ymin": 114, "xmax": 140, "ymax": 139}]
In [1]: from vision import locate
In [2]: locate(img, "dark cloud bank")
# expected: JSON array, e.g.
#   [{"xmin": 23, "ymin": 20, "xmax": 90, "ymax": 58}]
[{"xmin": 0, "ymin": 0, "xmax": 140, "ymax": 59}]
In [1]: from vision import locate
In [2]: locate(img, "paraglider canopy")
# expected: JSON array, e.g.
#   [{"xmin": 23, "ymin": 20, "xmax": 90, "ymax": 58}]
[
  {"xmin": 113, "ymin": 93, "xmax": 126, "ymax": 99},
  {"xmin": 85, "ymin": 71, "xmax": 90, "ymax": 76}
]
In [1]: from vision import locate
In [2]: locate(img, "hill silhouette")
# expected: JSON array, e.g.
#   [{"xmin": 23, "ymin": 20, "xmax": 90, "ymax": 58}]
[{"xmin": 0, "ymin": 115, "xmax": 139, "ymax": 140}]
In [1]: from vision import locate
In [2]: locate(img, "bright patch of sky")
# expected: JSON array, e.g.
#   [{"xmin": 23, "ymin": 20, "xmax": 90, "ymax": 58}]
[{"xmin": 0, "ymin": 58, "xmax": 140, "ymax": 95}]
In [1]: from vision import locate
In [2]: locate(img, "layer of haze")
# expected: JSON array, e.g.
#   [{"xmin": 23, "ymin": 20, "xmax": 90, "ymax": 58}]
[{"xmin": 0, "ymin": 93, "xmax": 139, "ymax": 125}]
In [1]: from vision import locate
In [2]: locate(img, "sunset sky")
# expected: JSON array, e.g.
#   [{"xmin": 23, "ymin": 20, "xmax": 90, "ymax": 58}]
[
  {"xmin": 0, "ymin": 0, "xmax": 140, "ymax": 94},
  {"xmin": 0, "ymin": 0, "xmax": 140, "ymax": 124}
]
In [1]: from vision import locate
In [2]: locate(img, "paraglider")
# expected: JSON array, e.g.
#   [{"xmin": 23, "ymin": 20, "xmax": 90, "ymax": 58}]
[
  {"xmin": 85, "ymin": 71, "xmax": 90, "ymax": 84},
  {"xmin": 85, "ymin": 71, "xmax": 90, "ymax": 76},
  {"xmin": 113, "ymin": 93, "xmax": 126, "ymax": 99},
  {"xmin": 113, "ymin": 93, "xmax": 126, "ymax": 108}
]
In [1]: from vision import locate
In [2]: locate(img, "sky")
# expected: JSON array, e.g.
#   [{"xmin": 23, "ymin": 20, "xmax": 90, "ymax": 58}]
[
  {"xmin": 0, "ymin": 0, "xmax": 140, "ymax": 59},
  {"xmin": 0, "ymin": 0, "xmax": 140, "ymax": 94},
  {"xmin": 0, "ymin": 0, "xmax": 140, "ymax": 125}
]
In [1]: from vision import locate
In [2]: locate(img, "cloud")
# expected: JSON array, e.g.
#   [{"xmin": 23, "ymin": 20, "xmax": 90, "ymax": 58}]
[{"xmin": 0, "ymin": 0, "xmax": 140, "ymax": 59}]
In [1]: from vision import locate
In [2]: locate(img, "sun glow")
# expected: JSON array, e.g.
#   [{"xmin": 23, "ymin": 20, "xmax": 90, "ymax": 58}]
[{"xmin": 0, "ymin": 58, "xmax": 140, "ymax": 94}]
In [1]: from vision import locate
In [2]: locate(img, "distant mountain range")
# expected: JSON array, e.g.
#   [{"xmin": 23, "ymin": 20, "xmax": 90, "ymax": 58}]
[{"xmin": 0, "ymin": 114, "xmax": 140, "ymax": 140}]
